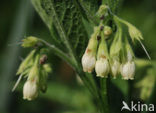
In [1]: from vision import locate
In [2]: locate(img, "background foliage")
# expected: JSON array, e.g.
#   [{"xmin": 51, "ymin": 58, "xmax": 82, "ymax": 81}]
[{"xmin": 0, "ymin": 0, "xmax": 156, "ymax": 113}]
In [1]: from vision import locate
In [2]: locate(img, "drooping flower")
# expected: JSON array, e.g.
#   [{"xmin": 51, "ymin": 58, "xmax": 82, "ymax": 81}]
[
  {"xmin": 109, "ymin": 26, "xmax": 122, "ymax": 79},
  {"xmin": 23, "ymin": 55, "xmax": 40, "ymax": 100},
  {"xmin": 23, "ymin": 79, "xmax": 38, "ymax": 101},
  {"xmin": 82, "ymin": 50, "xmax": 96, "ymax": 73},
  {"xmin": 120, "ymin": 61, "xmax": 135, "ymax": 80},
  {"xmin": 82, "ymin": 27, "xmax": 99, "ymax": 73},
  {"xmin": 104, "ymin": 26, "xmax": 112, "ymax": 37},
  {"xmin": 95, "ymin": 57, "xmax": 110, "ymax": 78},
  {"xmin": 95, "ymin": 31, "xmax": 110, "ymax": 77},
  {"xmin": 120, "ymin": 39, "xmax": 135, "ymax": 80}
]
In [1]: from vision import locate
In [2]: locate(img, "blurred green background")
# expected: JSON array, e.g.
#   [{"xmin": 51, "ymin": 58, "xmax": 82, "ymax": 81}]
[{"xmin": 0, "ymin": 0, "xmax": 156, "ymax": 113}]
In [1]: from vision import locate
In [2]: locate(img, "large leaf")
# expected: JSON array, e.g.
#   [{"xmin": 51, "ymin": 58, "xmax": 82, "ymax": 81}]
[
  {"xmin": 78, "ymin": 0, "xmax": 98, "ymax": 14},
  {"xmin": 31, "ymin": 0, "xmax": 88, "ymax": 57},
  {"xmin": 77, "ymin": 0, "xmax": 99, "ymax": 25},
  {"xmin": 102, "ymin": 0, "xmax": 123, "ymax": 14}
]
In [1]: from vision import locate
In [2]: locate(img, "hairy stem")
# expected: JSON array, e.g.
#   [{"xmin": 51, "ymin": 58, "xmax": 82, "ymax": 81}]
[
  {"xmin": 40, "ymin": 39, "xmax": 98, "ymax": 99},
  {"xmin": 39, "ymin": 39, "xmax": 76, "ymax": 68},
  {"xmin": 100, "ymin": 78, "xmax": 109, "ymax": 113}
]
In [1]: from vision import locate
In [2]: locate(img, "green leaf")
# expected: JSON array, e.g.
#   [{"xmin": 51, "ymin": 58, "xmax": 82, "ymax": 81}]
[
  {"xmin": 102, "ymin": 0, "xmax": 123, "ymax": 14},
  {"xmin": 77, "ymin": 0, "xmax": 99, "ymax": 25},
  {"xmin": 32, "ymin": 0, "xmax": 88, "ymax": 57},
  {"xmin": 79, "ymin": 0, "xmax": 98, "ymax": 14}
]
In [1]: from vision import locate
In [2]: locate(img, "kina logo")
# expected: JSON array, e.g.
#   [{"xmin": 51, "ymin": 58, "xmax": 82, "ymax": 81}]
[{"xmin": 121, "ymin": 101, "xmax": 155, "ymax": 112}]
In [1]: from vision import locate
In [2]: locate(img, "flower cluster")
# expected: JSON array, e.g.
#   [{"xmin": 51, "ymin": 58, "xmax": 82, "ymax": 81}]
[
  {"xmin": 81, "ymin": 5, "xmax": 148, "ymax": 80},
  {"xmin": 82, "ymin": 25, "xmax": 112, "ymax": 78},
  {"xmin": 13, "ymin": 36, "xmax": 52, "ymax": 100}
]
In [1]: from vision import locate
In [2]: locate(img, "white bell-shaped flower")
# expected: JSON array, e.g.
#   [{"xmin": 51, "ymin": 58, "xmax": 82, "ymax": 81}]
[
  {"xmin": 82, "ymin": 27, "xmax": 99, "ymax": 73},
  {"xmin": 120, "ymin": 61, "xmax": 135, "ymax": 80},
  {"xmin": 23, "ymin": 79, "xmax": 38, "ymax": 101},
  {"xmin": 82, "ymin": 50, "xmax": 96, "ymax": 73},
  {"xmin": 95, "ymin": 57, "xmax": 110, "ymax": 78}
]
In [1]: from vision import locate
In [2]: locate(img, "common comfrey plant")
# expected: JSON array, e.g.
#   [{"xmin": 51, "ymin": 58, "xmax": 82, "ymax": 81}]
[{"xmin": 13, "ymin": 2, "xmax": 151, "ymax": 113}]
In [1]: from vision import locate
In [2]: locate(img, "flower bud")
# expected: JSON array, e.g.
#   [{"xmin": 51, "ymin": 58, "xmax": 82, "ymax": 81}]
[
  {"xmin": 43, "ymin": 64, "xmax": 52, "ymax": 73},
  {"xmin": 128, "ymin": 24, "xmax": 143, "ymax": 41},
  {"xmin": 23, "ymin": 79, "xmax": 38, "ymax": 101},
  {"xmin": 111, "ymin": 59, "xmax": 120, "ymax": 79},
  {"xmin": 97, "ymin": 5, "xmax": 109, "ymax": 17},
  {"xmin": 104, "ymin": 26, "xmax": 112, "ymax": 36},
  {"xmin": 120, "ymin": 61, "xmax": 135, "ymax": 80},
  {"xmin": 22, "ymin": 36, "xmax": 39, "ymax": 48},
  {"xmin": 95, "ymin": 57, "xmax": 110, "ymax": 78}
]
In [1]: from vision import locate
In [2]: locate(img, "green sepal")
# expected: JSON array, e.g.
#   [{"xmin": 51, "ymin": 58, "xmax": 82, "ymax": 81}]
[
  {"xmin": 87, "ymin": 27, "xmax": 99, "ymax": 55},
  {"xmin": 125, "ymin": 37, "xmax": 135, "ymax": 61},
  {"xmin": 27, "ymin": 54, "xmax": 40, "ymax": 82},
  {"xmin": 22, "ymin": 36, "xmax": 39, "ymax": 48},
  {"xmin": 39, "ymin": 63, "xmax": 52, "ymax": 93},
  {"xmin": 97, "ymin": 32, "xmax": 109, "ymax": 59},
  {"xmin": 16, "ymin": 50, "xmax": 36, "ymax": 75},
  {"xmin": 110, "ymin": 30, "xmax": 122, "ymax": 58},
  {"xmin": 43, "ymin": 63, "xmax": 52, "ymax": 73}
]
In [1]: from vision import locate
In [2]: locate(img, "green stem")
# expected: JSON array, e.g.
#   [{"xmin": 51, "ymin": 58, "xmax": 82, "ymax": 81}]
[
  {"xmin": 39, "ymin": 39, "xmax": 76, "ymax": 68},
  {"xmin": 83, "ymin": 72, "xmax": 105, "ymax": 113},
  {"xmin": 78, "ymin": 70, "xmax": 98, "ymax": 99},
  {"xmin": 100, "ymin": 78, "xmax": 110, "ymax": 113}
]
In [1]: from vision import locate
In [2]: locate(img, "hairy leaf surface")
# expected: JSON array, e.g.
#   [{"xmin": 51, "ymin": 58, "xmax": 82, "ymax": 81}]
[{"xmin": 32, "ymin": 0, "xmax": 88, "ymax": 57}]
